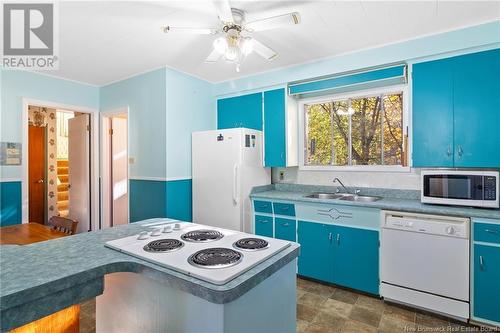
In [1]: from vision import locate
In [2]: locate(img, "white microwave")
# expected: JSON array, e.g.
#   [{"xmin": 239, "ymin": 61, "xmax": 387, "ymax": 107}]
[{"xmin": 421, "ymin": 170, "xmax": 499, "ymax": 209}]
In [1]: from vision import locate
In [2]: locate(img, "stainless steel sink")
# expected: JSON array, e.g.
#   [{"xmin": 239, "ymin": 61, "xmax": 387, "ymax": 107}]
[
  {"xmin": 304, "ymin": 193, "xmax": 345, "ymax": 200},
  {"xmin": 338, "ymin": 195, "xmax": 382, "ymax": 202}
]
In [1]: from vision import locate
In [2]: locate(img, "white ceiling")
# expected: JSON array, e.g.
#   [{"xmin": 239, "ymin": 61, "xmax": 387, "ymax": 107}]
[{"xmin": 48, "ymin": 1, "xmax": 499, "ymax": 85}]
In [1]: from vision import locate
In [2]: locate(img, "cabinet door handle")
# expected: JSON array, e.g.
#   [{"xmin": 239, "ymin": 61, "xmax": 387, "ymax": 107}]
[
  {"xmin": 457, "ymin": 145, "xmax": 463, "ymax": 158},
  {"xmin": 336, "ymin": 234, "xmax": 340, "ymax": 245},
  {"xmin": 485, "ymin": 229, "xmax": 499, "ymax": 235},
  {"xmin": 328, "ymin": 232, "xmax": 332, "ymax": 243},
  {"xmin": 260, "ymin": 220, "xmax": 269, "ymax": 224},
  {"xmin": 446, "ymin": 145, "xmax": 452, "ymax": 157},
  {"xmin": 479, "ymin": 255, "xmax": 485, "ymax": 271},
  {"xmin": 282, "ymin": 223, "xmax": 290, "ymax": 227}
]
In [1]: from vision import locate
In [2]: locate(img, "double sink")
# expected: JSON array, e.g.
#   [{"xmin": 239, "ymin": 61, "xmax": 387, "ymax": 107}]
[{"xmin": 304, "ymin": 192, "xmax": 382, "ymax": 202}]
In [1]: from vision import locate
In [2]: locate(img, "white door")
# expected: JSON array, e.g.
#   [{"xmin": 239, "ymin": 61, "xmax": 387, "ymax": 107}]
[
  {"xmin": 111, "ymin": 117, "xmax": 128, "ymax": 226},
  {"xmin": 192, "ymin": 129, "xmax": 242, "ymax": 231},
  {"xmin": 68, "ymin": 114, "xmax": 90, "ymax": 233}
]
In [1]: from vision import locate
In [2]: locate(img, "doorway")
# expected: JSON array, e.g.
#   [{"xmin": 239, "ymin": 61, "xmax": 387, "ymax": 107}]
[
  {"xmin": 26, "ymin": 105, "xmax": 92, "ymax": 233},
  {"xmin": 101, "ymin": 109, "xmax": 129, "ymax": 228}
]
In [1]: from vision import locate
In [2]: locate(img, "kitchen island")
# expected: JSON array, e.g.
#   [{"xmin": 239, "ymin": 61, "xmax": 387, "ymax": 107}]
[{"xmin": 0, "ymin": 219, "xmax": 300, "ymax": 332}]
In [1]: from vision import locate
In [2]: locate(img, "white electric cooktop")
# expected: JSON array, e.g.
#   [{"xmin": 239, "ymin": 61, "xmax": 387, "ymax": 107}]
[{"xmin": 105, "ymin": 222, "xmax": 291, "ymax": 285}]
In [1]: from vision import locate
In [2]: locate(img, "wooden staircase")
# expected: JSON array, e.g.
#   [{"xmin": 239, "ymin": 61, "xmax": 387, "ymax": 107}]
[{"xmin": 57, "ymin": 159, "xmax": 69, "ymax": 217}]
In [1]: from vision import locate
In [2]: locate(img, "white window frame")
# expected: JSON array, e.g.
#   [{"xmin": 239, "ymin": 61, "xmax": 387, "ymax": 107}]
[{"xmin": 298, "ymin": 84, "xmax": 410, "ymax": 172}]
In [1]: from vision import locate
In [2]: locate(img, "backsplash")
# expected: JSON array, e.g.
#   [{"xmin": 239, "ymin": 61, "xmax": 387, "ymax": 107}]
[{"xmin": 271, "ymin": 167, "xmax": 421, "ymax": 190}]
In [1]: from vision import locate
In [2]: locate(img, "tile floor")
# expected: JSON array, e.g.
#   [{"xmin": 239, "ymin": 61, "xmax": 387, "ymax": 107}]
[{"xmin": 79, "ymin": 277, "xmax": 490, "ymax": 333}]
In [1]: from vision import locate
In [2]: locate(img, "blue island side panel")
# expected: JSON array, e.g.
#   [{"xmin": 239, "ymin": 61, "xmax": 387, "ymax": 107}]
[
  {"xmin": 0, "ymin": 181, "xmax": 22, "ymax": 226},
  {"xmin": 166, "ymin": 179, "xmax": 192, "ymax": 222}
]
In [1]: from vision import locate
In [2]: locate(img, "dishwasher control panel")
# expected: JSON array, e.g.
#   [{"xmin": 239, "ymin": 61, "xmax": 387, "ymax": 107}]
[{"xmin": 384, "ymin": 214, "xmax": 469, "ymax": 238}]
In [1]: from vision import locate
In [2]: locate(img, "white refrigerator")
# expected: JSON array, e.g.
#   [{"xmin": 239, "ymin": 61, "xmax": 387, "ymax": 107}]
[{"xmin": 192, "ymin": 128, "xmax": 271, "ymax": 233}]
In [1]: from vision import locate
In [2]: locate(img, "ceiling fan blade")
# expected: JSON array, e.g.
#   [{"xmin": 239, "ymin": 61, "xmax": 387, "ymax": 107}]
[
  {"xmin": 245, "ymin": 12, "xmax": 300, "ymax": 32},
  {"xmin": 205, "ymin": 49, "xmax": 222, "ymax": 63},
  {"xmin": 162, "ymin": 26, "xmax": 218, "ymax": 35},
  {"xmin": 212, "ymin": 0, "xmax": 234, "ymax": 24},
  {"xmin": 252, "ymin": 39, "xmax": 278, "ymax": 61}
]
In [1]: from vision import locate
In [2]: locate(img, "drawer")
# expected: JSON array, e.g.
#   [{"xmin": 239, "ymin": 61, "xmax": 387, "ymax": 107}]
[
  {"xmin": 255, "ymin": 215, "xmax": 273, "ymax": 238},
  {"xmin": 254, "ymin": 200, "xmax": 273, "ymax": 214},
  {"xmin": 474, "ymin": 221, "xmax": 500, "ymax": 244},
  {"xmin": 296, "ymin": 203, "xmax": 379, "ymax": 230},
  {"xmin": 273, "ymin": 203, "xmax": 296, "ymax": 217},
  {"xmin": 275, "ymin": 218, "xmax": 296, "ymax": 242}
]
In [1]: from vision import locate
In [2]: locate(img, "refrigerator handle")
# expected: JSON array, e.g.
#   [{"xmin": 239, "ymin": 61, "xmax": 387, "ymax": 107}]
[{"xmin": 233, "ymin": 164, "xmax": 239, "ymax": 205}]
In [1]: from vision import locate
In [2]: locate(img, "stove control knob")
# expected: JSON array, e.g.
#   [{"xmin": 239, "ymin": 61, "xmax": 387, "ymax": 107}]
[
  {"xmin": 137, "ymin": 231, "xmax": 149, "ymax": 240},
  {"xmin": 173, "ymin": 223, "xmax": 181, "ymax": 230},
  {"xmin": 445, "ymin": 226, "xmax": 456, "ymax": 235},
  {"xmin": 162, "ymin": 226, "xmax": 172, "ymax": 233},
  {"xmin": 151, "ymin": 228, "xmax": 162, "ymax": 237}
]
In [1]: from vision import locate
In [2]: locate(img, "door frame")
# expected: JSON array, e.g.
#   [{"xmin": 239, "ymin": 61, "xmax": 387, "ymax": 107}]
[
  {"xmin": 100, "ymin": 107, "xmax": 130, "ymax": 228},
  {"xmin": 22, "ymin": 98, "xmax": 99, "ymax": 230}
]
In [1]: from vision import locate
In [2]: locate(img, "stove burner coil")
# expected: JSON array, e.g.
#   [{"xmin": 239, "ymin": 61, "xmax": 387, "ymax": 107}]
[
  {"xmin": 233, "ymin": 238, "xmax": 269, "ymax": 251},
  {"xmin": 181, "ymin": 229, "xmax": 224, "ymax": 242},
  {"xmin": 143, "ymin": 239, "xmax": 184, "ymax": 252},
  {"xmin": 188, "ymin": 248, "xmax": 243, "ymax": 269}
]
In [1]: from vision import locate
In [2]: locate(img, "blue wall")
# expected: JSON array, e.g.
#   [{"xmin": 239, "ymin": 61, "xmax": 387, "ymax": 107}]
[
  {"xmin": 0, "ymin": 69, "xmax": 99, "ymax": 225},
  {"xmin": 213, "ymin": 21, "xmax": 500, "ymax": 96},
  {"xmin": 0, "ymin": 181, "xmax": 22, "ymax": 226},
  {"xmin": 166, "ymin": 179, "xmax": 192, "ymax": 222},
  {"xmin": 100, "ymin": 68, "xmax": 167, "ymax": 179},
  {"xmin": 100, "ymin": 68, "xmax": 214, "ymax": 222}
]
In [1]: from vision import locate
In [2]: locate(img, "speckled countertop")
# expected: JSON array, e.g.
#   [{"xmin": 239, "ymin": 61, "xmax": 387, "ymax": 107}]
[
  {"xmin": 250, "ymin": 184, "xmax": 500, "ymax": 220},
  {"xmin": 0, "ymin": 219, "xmax": 299, "ymax": 332}
]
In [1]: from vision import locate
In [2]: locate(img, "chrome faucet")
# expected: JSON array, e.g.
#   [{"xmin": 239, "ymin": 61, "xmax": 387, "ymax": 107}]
[
  {"xmin": 333, "ymin": 178, "xmax": 349, "ymax": 194},
  {"xmin": 333, "ymin": 178, "xmax": 360, "ymax": 195}
]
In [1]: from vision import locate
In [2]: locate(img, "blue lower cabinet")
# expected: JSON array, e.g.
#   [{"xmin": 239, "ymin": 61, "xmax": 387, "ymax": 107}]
[
  {"xmin": 474, "ymin": 244, "xmax": 500, "ymax": 324},
  {"xmin": 331, "ymin": 225, "xmax": 379, "ymax": 294},
  {"xmin": 255, "ymin": 215, "xmax": 273, "ymax": 238},
  {"xmin": 275, "ymin": 218, "xmax": 296, "ymax": 242},
  {"xmin": 298, "ymin": 221, "xmax": 334, "ymax": 283}
]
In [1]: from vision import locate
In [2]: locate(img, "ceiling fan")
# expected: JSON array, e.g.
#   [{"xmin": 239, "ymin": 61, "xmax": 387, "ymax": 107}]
[{"xmin": 162, "ymin": 0, "xmax": 300, "ymax": 72}]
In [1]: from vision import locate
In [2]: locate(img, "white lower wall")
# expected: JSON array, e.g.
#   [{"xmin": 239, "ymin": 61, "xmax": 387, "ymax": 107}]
[{"xmin": 272, "ymin": 167, "xmax": 421, "ymax": 190}]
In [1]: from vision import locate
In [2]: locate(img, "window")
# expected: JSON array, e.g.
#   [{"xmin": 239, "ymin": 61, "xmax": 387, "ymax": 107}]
[{"xmin": 302, "ymin": 87, "xmax": 407, "ymax": 169}]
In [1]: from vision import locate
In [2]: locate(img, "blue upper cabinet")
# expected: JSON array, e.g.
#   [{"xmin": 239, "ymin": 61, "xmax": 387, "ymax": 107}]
[
  {"xmin": 412, "ymin": 49, "xmax": 500, "ymax": 168},
  {"xmin": 264, "ymin": 88, "xmax": 287, "ymax": 167},
  {"xmin": 218, "ymin": 88, "xmax": 298, "ymax": 167},
  {"xmin": 217, "ymin": 92, "xmax": 263, "ymax": 130},
  {"xmin": 453, "ymin": 49, "xmax": 500, "ymax": 168},
  {"xmin": 412, "ymin": 57, "xmax": 454, "ymax": 167}
]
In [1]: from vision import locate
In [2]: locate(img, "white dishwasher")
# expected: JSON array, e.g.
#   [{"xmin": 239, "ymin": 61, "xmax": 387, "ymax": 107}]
[{"xmin": 380, "ymin": 210, "xmax": 470, "ymax": 320}]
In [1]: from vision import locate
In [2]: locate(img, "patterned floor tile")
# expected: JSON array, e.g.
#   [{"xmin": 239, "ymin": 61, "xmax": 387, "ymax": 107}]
[
  {"xmin": 298, "ymin": 303, "xmax": 319, "ymax": 322},
  {"xmin": 330, "ymin": 288, "xmax": 359, "ymax": 305},
  {"xmin": 349, "ymin": 306, "xmax": 382, "ymax": 328},
  {"xmin": 378, "ymin": 315, "xmax": 415, "ymax": 333},
  {"xmin": 342, "ymin": 319, "xmax": 377, "ymax": 333},
  {"xmin": 356, "ymin": 295, "xmax": 385, "ymax": 314},
  {"xmin": 321, "ymin": 298, "xmax": 353, "ymax": 318},
  {"xmin": 299, "ymin": 292, "xmax": 329, "ymax": 308}
]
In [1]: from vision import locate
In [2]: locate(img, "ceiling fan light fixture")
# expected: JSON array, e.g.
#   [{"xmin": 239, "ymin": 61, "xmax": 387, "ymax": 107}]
[
  {"xmin": 213, "ymin": 37, "xmax": 228, "ymax": 54},
  {"xmin": 240, "ymin": 37, "xmax": 253, "ymax": 56},
  {"xmin": 224, "ymin": 46, "xmax": 239, "ymax": 61}
]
